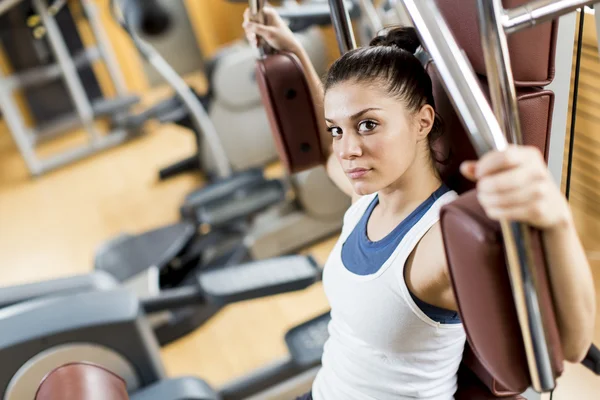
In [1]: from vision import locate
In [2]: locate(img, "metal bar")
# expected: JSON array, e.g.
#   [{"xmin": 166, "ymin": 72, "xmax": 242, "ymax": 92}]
[
  {"xmin": 80, "ymin": 0, "xmax": 129, "ymax": 96},
  {"xmin": 477, "ymin": 0, "xmax": 523, "ymax": 145},
  {"xmin": 32, "ymin": 0, "xmax": 102, "ymax": 143},
  {"xmin": 12, "ymin": 47, "xmax": 101, "ymax": 90},
  {"xmin": 328, "ymin": 0, "xmax": 357, "ymax": 54},
  {"xmin": 141, "ymin": 286, "xmax": 205, "ymax": 314},
  {"xmin": 398, "ymin": 0, "xmax": 555, "ymax": 392},
  {"xmin": 0, "ymin": 0, "xmax": 24, "ymax": 16},
  {"xmin": 248, "ymin": 0, "xmax": 268, "ymax": 56},
  {"xmin": 36, "ymin": 129, "xmax": 130, "ymax": 174},
  {"xmin": 479, "ymin": 1, "xmax": 556, "ymax": 390},
  {"xmin": 596, "ymin": 7, "xmax": 600, "ymax": 56},
  {"xmin": 358, "ymin": 0, "xmax": 384, "ymax": 37},
  {"xmin": 0, "ymin": 76, "xmax": 42, "ymax": 175},
  {"xmin": 126, "ymin": 31, "xmax": 233, "ymax": 178},
  {"xmin": 504, "ymin": 0, "xmax": 597, "ymax": 34},
  {"xmin": 394, "ymin": 0, "xmax": 507, "ymax": 155},
  {"xmin": 545, "ymin": 12, "xmax": 577, "ymax": 186}
]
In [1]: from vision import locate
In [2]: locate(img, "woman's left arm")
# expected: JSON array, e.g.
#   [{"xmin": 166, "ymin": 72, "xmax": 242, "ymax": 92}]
[{"xmin": 461, "ymin": 145, "xmax": 596, "ymax": 363}]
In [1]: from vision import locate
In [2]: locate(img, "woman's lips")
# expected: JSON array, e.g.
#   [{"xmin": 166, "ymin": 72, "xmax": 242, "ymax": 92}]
[{"xmin": 346, "ymin": 168, "xmax": 371, "ymax": 179}]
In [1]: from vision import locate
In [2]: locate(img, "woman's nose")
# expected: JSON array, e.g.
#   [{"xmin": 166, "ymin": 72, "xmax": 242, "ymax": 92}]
[{"xmin": 338, "ymin": 133, "xmax": 363, "ymax": 160}]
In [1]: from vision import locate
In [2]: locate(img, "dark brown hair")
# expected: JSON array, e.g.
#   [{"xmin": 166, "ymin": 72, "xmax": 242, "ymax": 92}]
[{"xmin": 324, "ymin": 27, "xmax": 445, "ymax": 165}]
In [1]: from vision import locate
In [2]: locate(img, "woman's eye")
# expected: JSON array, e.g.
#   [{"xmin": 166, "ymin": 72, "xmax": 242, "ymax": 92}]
[
  {"xmin": 328, "ymin": 126, "xmax": 342, "ymax": 137},
  {"xmin": 358, "ymin": 120, "xmax": 378, "ymax": 133}
]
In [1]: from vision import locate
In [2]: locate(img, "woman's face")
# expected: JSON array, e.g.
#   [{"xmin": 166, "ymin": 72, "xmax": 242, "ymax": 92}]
[{"xmin": 324, "ymin": 79, "xmax": 434, "ymax": 196}]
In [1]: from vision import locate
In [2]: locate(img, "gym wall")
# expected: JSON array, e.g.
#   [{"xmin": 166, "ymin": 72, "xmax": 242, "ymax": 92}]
[{"xmin": 562, "ymin": 11, "xmax": 600, "ymax": 253}]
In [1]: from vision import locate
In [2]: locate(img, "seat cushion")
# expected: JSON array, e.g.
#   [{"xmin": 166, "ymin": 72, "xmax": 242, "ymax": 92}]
[
  {"xmin": 35, "ymin": 362, "xmax": 129, "ymax": 400},
  {"xmin": 440, "ymin": 191, "xmax": 564, "ymax": 393}
]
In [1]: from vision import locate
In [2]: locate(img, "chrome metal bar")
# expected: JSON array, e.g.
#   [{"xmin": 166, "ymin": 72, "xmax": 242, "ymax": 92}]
[
  {"xmin": 118, "ymin": 5, "xmax": 232, "ymax": 179},
  {"xmin": 0, "ymin": 0, "xmax": 24, "ymax": 16},
  {"xmin": 478, "ymin": 0, "xmax": 523, "ymax": 145},
  {"xmin": 248, "ymin": 0, "xmax": 269, "ymax": 57},
  {"xmin": 398, "ymin": 0, "xmax": 556, "ymax": 392},
  {"xmin": 358, "ymin": 0, "xmax": 384, "ymax": 37},
  {"xmin": 0, "ymin": 73, "xmax": 42, "ymax": 175},
  {"xmin": 81, "ymin": 0, "xmax": 129, "ymax": 96},
  {"xmin": 479, "ymin": 0, "xmax": 555, "ymax": 389},
  {"xmin": 395, "ymin": 0, "xmax": 507, "ymax": 155},
  {"xmin": 504, "ymin": 0, "xmax": 597, "ymax": 34},
  {"xmin": 328, "ymin": 0, "xmax": 357, "ymax": 54},
  {"xmin": 33, "ymin": 0, "xmax": 101, "ymax": 143}
]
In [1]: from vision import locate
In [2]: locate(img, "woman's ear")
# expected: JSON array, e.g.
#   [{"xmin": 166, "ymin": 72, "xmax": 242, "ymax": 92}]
[{"xmin": 416, "ymin": 104, "xmax": 435, "ymax": 139}]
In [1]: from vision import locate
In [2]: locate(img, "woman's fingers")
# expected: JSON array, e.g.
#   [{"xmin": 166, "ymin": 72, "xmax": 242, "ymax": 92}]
[
  {"xmin": 475, "ymin": 145, "xmax": 543, "ymax": 179},
  {"xmin": 477, "ymin": 161, "xmax": 544, "ymax": 195},
  {"xmin": 459, "ymin": 161, "xmax": 477, "ymax": 182},
  {"xmin": 477, "ymin": 183, "xmax": 544, "ymax": 210}
]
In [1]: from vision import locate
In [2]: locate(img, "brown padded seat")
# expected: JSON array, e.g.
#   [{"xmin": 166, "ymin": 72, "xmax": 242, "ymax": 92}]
[
  {"xmin": 35, "ymin": 362, "xmax": 129, "ymax": 400},
  {"xmin": 435, "ymin": 0, "xmax": 558, "ymax": 86}
]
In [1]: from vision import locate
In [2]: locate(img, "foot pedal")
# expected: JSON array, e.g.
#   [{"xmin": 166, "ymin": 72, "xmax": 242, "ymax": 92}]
[
  {"xmin": 196, "ymin": 180, "xmax": 285, "ymax": 227},
  {"xmin": 198, "ymin": 255, "xmax": 320, "ymax": 304},
  {"xmin": 95, "ymin": 222, "xmax": 196, "ymax": 282},
  {"xmin": 285, "ymin": 312, "xmax": 331, "ymax": 368},
  {"xmin": 180, "ymin": 168, "xmax": 266, "ymax": 219}
]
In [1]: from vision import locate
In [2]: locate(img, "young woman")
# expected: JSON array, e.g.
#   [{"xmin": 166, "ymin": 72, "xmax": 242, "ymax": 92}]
[{"xmin": 243, "ymin": 8, "xmax": 596, "ymax": 400}]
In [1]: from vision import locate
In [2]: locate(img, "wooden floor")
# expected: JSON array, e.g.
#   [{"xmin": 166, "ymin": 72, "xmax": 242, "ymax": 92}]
[{"xmin": 1, "ymin": 86, "xmax": 600, "ymax": 399}]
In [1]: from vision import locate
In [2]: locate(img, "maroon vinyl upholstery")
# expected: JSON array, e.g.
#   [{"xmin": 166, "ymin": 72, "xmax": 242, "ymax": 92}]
[
  {"xmin": 434, "ymin": 0, "xmax": 558, "ymax": 86},
  {"xmin": 255, "ymin": 51, "xmax": 325, "ymax": 173},
  {"xmin": 35, "ymin": 362, "xmax": 129, "ymax": 400},
  {"xmin": 431, "ymin": 0, "xmax": 565, "ymax": 397}
]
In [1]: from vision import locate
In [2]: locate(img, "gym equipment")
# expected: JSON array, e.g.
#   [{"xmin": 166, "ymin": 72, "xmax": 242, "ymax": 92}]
[
  {"xmin": 93, "ymin": 160, "xmax": 348, "ymax": 344},
  {"xmin": 3, "ymin": 251, "xmax": 321, "ymax": 348},
  {"xmin": 0, "ymin": 266, "xmax": 329, "ymax": 400},
  {"xmin": 0, "ymin": 0, "xmax": 147, "ymax": 176},
  {"xmin": 252, "ymin": 1, "xmax": 326, "ymax": 174},
  {"xmin": 401, "ymin": 0, "xmax": 600, "ymax": 396},
  {"xmin": 4, "ymin": 2, "xmax": 600, "ymax": 399},
  {"xmin": 268, "ymin": 0, "xmax": 600, "ymax": 397},
  {"xmin": 93, "ymin": 0, "xmax": 351, "ymax": 333},
  {"xmin": 126, "ymin": 0, "xmax": 336, "ymax": 181}
]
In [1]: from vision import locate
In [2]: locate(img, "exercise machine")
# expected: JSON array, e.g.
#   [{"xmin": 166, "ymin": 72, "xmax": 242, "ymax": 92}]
[
  {"xmin": 0, "ymin": 274, "xmax": 331, "ymax": 400},
  {"xmin": 93, "ymin": 0, "xmax": 351, "ymax": 331},
  {"xmin": 0, "ymin": 0, "xmax": 157, "ymax": 176},
  {"xmin": 119, "ymin": 0, "xmax": 339, "ymax": 181}
]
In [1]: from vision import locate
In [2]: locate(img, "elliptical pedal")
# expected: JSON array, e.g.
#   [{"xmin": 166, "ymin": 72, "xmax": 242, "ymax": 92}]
[
  {"xmin": 285, "ymin": 312, "xmax": 331, "ymax": 368},
  {"xmin": 198, "ymin": 255, "xmax": 320, "ymax": 304}
]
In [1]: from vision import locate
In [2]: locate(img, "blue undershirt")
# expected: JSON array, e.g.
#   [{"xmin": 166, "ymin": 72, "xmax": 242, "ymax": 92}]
[{"xmin": 341, "ymin": 185, "xmax": 461, "ymax": 324}]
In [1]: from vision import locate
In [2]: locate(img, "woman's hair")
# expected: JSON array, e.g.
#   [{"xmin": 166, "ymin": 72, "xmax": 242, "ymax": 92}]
[{"xmin": 324, "ymin": 27, "xmax": 445, "ymax": 166}]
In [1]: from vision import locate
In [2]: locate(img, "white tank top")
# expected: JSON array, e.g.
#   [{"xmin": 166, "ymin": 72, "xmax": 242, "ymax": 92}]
[{"xmin": 312, "ymin": 191, "xmax": 466, "ymax": 400}]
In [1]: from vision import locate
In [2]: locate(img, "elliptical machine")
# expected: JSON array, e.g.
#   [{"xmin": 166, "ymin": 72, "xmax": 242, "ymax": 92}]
[{"xmin": 92, "ymin": 0, "xmax": 351, "ymax": 345}]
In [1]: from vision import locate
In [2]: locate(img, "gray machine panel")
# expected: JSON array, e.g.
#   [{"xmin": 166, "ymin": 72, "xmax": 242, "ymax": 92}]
[
  {"xmin": 131, "ymin": 377, "xmax": 219, "ymax": 400},
  {"xmin": 0, "ymin": 289, "xmax": 166, "ymax": 394},
  {"xmin": 0, "ymin": 271, "xmax": 118, "ymax": 309}
]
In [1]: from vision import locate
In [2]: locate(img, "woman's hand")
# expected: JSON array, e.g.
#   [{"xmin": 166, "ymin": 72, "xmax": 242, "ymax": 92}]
[
  {"xmin": 460, "ymin": 145, "xmax": 571, "ymax": 231},
  {"xmin": 242, "ymin": 6, "xmax": 301, "ymax": 54}
]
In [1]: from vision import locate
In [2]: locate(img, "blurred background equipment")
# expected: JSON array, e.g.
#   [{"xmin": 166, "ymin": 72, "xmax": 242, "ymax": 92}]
[{"xmin": 0, "ymin": 0, "xmax": 146, "ymax": 176}]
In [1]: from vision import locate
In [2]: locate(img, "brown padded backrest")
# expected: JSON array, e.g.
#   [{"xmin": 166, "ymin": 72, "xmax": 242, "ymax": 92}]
[
  {"xmin": 429, "ymin": 62, "xmax": 555, "ymax": 193},
  {"xmin": 434, "ymin": 0, "xmax": 558, "ymax": 86},
  {"xmin": 35, "ymin": 362, "xmax": 129, "ymax": 400},
  {"xmin": 425, "ymin": 3, "xmax": 563, "ymax": 392},
  {"xmin": 255, "ymin": 51, "xmax": 325, "ymax": 173}
]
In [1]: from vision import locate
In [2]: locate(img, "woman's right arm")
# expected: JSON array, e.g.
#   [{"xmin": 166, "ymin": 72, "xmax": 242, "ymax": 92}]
[{"xmin": 243, "ymin": 7, "xmax": 356, "ymax": 200}]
